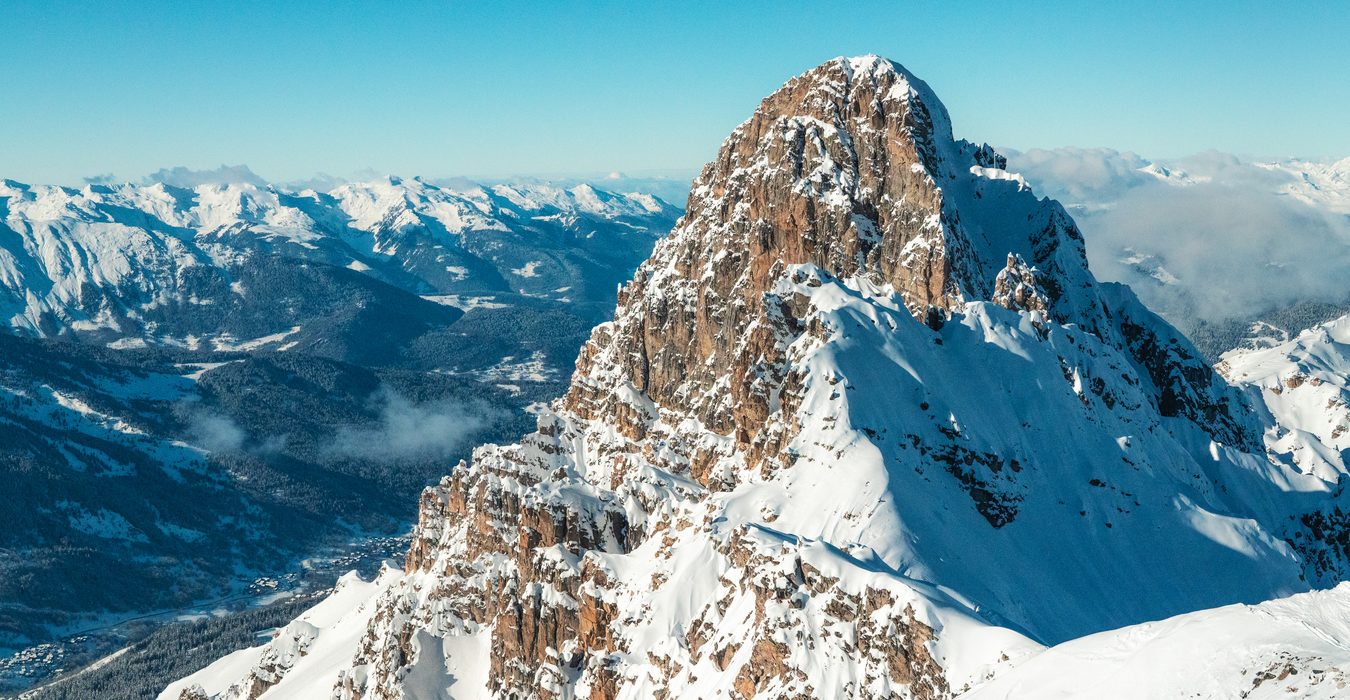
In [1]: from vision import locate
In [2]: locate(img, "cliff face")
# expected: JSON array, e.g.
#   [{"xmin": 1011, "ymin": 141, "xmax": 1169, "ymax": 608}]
[
  {"xmin": 569, "ymin": 58, "xmax": 1065, "ymax": 447},
  {"xmin": 169, "ymin": 57, "xmax": 1350, "ymax": 700}
]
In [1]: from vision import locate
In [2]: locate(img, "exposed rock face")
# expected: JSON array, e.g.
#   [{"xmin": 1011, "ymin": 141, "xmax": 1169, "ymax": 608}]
[
  {"xmin": 565, "ymin": 56, "xmax": 1102, "ymax": 460},
  {"xmin": 337, "ymin": 56, "xmax": 1062, "ymax": 699},
  {"xmin": 168, "ymin": 56, "xmax": 1350, "ymax": 700}
]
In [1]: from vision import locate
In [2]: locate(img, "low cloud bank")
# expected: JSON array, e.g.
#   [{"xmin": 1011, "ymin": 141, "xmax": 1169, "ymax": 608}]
[
  {"xmin": 1004, "ymin": 148, "xmax": 1350, "ymax": 322},
  {"xmin": 329, "ymin": 390, "xmax": 503, "ymax": 461},
  {"xmin": 187, "ymin": 411, "xmax": 246, "ymax": 453},
  {"xmin": 146, "ymin": 164, "xmax": 268, "ymax": 188}
]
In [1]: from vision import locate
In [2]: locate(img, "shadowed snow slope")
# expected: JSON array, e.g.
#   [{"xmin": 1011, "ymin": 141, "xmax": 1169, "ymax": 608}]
[{"xmin": 169, "ymin": 56, "xmax": 1350, "ymax": 699}]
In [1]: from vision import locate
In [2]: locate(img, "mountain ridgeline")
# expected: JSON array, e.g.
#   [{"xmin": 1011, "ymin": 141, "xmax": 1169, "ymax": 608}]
[
  {"xmin": 0, "ymin": 177, "xmax": 679, "ymax": 355},
  {"xmin": 166, "ymin": 57, "xmax": 1350, "ymax": 699}
]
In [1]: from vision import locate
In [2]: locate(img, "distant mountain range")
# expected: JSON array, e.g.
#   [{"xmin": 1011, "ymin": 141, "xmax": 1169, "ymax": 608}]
[{"xmin": 0, "ymin": 177, "xmax": 679, "ymax": 348}]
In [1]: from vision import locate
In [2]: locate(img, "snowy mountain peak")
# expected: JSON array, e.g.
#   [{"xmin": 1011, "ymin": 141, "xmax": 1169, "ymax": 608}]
[
  {"xmin": 690, "ymin": 55, "xmax": 1101, "ymax": 330},
  {"xmin": 1139, "ymin": 161, "xmax": 1201, "ymax": 185},
  {"xmin": 827, "ymin": 54, "xmax": 951, "ymax": 133}
]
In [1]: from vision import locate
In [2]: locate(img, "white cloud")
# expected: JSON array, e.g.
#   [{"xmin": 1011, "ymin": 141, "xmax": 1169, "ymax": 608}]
[
  {"xmin": 328, "ymin": 389, "xmax": 503, "ymax": 461},
  {"xmin": 188, "ymin": 411, "xmax": 247, "ymax": 453},
  {"xmin": 145, "ymin": 164, "xmax": 267, "ymax": 188}
]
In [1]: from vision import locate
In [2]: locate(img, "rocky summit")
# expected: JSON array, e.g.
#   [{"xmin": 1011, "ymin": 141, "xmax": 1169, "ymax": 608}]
[{"xmin": 167, "ymin": 56, "xmax": 1350, "ymax": 699}]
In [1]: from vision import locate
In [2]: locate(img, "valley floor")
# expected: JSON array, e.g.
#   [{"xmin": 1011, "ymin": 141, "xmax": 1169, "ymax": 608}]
[{"xmin": 0, "ymin": 532, "xmax": 409, "ymax": 699}]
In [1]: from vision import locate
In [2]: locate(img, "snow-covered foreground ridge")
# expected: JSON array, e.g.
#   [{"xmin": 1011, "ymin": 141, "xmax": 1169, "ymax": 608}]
[
  {"xmin": 170, "ymin": 56, "xmax": 1350, "ymax": 699},
  {"xmin": 962, "ymin": 583, "xmax": 1350, "ymax": 699}
]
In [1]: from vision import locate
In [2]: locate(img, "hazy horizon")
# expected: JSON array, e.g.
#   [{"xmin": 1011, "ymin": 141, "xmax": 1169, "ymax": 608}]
[{"xmin": 4, "ymin": 1, "xmax": 1349, "ymax": 185}]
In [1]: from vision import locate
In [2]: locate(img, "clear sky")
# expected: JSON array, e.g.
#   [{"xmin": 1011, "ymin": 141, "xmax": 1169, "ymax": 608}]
[{"xmin": 4, "ymin": 1, "xmax": 1348, "ymax": 185}]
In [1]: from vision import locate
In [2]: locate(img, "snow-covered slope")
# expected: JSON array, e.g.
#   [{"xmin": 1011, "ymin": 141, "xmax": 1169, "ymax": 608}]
[
  {"xmin": 169, "ymin": 57, "xmax": 1350, "ymax": 699},
  {"xmin": 162, "ymin": 570, "xmax": 409, "ymax": 700},
  {"xmin": 1215, "ymin": 314, "xmax": 1350, "ymax": 589},
  {"xmin": 1260, "ymin": 156, "xmax": 1350, "ymax": 215},
  {"xmin": 964, "ymin": 584, "xmax": 1350, "ymax": 699},
  {"xmin": 1220, "ymin": 315, "xmax": 1350, "ymax": 481}
]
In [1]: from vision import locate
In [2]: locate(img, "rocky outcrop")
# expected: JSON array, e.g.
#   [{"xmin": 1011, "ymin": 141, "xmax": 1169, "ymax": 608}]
[
  {"xmin": 991, "ymin": 254, "xmax": 1049, "ymax": 313},
  {"xmin": 333, "ymin": 55, "xmax": 1076, "ymax": 699},
  {"xmin": 562, "ymin": 56, "xmax": 1101, "ymax": 464}
]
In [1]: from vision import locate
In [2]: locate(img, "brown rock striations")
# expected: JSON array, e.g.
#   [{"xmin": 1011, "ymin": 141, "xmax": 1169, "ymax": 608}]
[{"xmin": 561, "ymin": 56, "xmax": 1107, "ymax": 478}]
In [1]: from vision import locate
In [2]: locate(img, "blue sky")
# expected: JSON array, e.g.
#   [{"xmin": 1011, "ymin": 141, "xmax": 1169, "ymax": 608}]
[{"xmin": 4, "ymin": 1, "xmax": 1348, "ymax": 185}]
